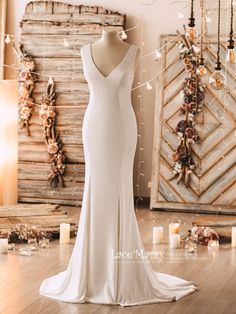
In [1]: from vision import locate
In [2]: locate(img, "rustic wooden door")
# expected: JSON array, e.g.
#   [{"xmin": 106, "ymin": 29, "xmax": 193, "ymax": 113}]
[
  {"xmin": 151, "ymin": 34, "xmax": 236, "ymax": 215},
  {"xmin": 18, "ymin": 1, "xmax": 125, "ymax": 206}
]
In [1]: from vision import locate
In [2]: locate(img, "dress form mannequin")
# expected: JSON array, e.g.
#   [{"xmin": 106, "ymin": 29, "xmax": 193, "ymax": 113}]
[{"xmin": 90, "ymin": 26, "xmax": 140, "ymax": 77}]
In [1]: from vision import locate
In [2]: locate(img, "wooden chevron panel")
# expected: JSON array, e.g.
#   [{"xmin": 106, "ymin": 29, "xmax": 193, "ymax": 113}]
[{"xmin": 151, "ymin": 34, "xmax": 236, "ymax": 214}]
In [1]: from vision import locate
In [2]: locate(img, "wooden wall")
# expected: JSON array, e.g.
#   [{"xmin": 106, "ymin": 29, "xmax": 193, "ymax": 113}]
[
  {"xmin": 151, "ymin": 34, "xmax": 236, "ymax": 215},
  {"xmin": 18, "ymin": 1, "xmax": 125, "ymax": 206}
]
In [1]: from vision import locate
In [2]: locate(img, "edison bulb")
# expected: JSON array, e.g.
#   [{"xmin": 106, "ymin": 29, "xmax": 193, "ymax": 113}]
[
  {"xmin": 226, "ymin": 47, "xmax": 236, "ymax": 64},
  {"xmin": 209, "ymin": 70, "xmax": 226, "ymax": 90},
  {"xmin": 186, "ymin": 27, "xmax": 198, "ymax": 41},
  {"xmin": 197, "ymin": 64, "xmax": 207, "ymax": 77}
]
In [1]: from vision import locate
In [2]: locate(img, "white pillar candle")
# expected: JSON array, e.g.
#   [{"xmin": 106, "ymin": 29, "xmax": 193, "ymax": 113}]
[
  {"xmin": 169, "ymin": 234, "xmax": 180, "ymax": 249},
  {"xmin": 153, "ymin": 226, "xmax": 164, "ymax": 244},
  {"xmin": 232, "ymin": 227, "xmax": 236, "ymax": 248},
  {"xmin": 0, "ymin": 238, "xmax": 8, "ymax": 254},
  {"xmin": 169, "ymin": 223, "xmax": 180, "ymax": 236},
  {"xmin": 60, "ymin": 223, "xmax": 70, "ymax": 244}
]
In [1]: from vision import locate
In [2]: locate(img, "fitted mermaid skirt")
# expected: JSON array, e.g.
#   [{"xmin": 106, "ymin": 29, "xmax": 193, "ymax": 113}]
[{"xmin": 39, "ymin": 43, "xmax": 197, "ymax": 306}]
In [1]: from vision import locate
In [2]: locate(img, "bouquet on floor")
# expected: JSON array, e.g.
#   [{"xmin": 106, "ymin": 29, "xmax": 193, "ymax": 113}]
[{"xmin": 191, "ymin": 226, "xmax": 219, "ymax": 245}]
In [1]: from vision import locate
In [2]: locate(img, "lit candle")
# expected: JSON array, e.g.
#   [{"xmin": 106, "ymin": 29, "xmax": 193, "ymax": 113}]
[
  {"xmin": 232, "ymin": 227, "xmax": 236, "ymax": 248},
  {"xmin": 153, "ymin": 226, "xmax": 164, "ymax": 244},
  {"xmin": 0, "ymin": 238, "xmax": 8, "ymax": 254},
  {"xmin": 60, "ymin": 223, "xmax": 70, "ymax": 244},
  {"xmin": 0, "ymin": 80, "xmax": 18, "ymax": 205},
  {"xmin": 169, "ymin": 234, "xmax": 180, "ymax": 249},
  {"xmin": 169, "ymin": 223, "xmax": 180, "ymax": 236}
]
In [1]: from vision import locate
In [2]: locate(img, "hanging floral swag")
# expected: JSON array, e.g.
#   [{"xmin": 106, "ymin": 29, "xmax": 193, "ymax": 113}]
[
  {"xmin": 16, "ymin": 44, "xmax": 66, "ymax": 187},
  {"xmin": 17, "ymin": 44, "xmax": 37, "ymax": 136},
  {"xmin": 170, "ymin": 31, "xmax": 205, "ymax": 187},
  {"xmin": 39, "ymin": 81, "xmax": 66, "ymax": 188}
]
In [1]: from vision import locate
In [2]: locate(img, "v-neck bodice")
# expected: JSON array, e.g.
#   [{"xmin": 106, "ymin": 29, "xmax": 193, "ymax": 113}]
[
  {"xmin": 89, "ymin": 44, "xmax": 133, "ymax": 79},
  {"xmin": 80, "ymin": 43, "xmax": 138, "ymax": 86}
]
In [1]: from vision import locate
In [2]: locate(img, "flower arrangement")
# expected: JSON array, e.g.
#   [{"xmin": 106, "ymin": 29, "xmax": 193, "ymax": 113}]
[
  {"xmin": 5, "ymin": 224, "xmax": 52, "ymax": 243},
  {"xmin": 191, "ymin": 226, "xmax": 219, "ymax": 245},
  {"xmin": 39, "ymin": 81, "xmax": 66, "ymax": 187},
  {"xmin": 171, "ymin": 31, "xmax": 205, "ymax": 187}
]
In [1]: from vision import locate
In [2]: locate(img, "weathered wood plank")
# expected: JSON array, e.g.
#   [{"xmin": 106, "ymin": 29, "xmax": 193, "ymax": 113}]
[{"xmin": 18, "ymin": 162, "xmax": 85, "ymax": 182}]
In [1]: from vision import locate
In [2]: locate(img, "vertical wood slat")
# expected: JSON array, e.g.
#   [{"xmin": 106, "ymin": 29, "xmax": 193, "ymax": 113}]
[
  {"xmin": 18, "ymin": 1, "xmax": 125, "ymax": 206},
  {"xmin": 150, "ymin": 34, "xmax": 236, "ymax": 215}
]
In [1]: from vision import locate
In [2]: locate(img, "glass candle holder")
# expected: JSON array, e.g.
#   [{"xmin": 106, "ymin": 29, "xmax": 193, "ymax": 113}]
[
  {"xmin": 208, "ymin": 239, "xmax": 219, "ymax": 251},
  {"xmin": 39, "ymin": 237, "xmax": 50, "ymax": 249},
  {"xmin": 19, "ymin": 247, "xmax": 32, "ymax": 256},
  {"xmin": 27, "ymin": 238, "xmax": 38, "ymax": 251},
  {"xmin": 168, "ymin": 217, "xmax": 181, "ymax": 238}
]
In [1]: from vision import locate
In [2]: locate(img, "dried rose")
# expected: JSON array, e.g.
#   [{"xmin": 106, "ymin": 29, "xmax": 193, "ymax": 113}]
[
  {"xmin": 19, "ymin": 70, "xmax": 30, "ymax": 80},
  {"xmin": 48, "ymin": 143, "xmax": 58, "ymax": 154},
  {"xmin": 20, "ymin": 106, "xmax": 31, "ymax": 116}
]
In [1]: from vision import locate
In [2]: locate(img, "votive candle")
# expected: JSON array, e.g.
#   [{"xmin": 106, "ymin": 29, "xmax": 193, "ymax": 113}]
[
  {"xmin": 153, "ymin": 226, "xmax": 164, "ymax": 244},
  {"xmin": 0, "ymin": 238, "xmax": 8, "ymax": 254},
  {"xmin": 169, "ymin": 234, "xmax": 180, "ymax": 249}
]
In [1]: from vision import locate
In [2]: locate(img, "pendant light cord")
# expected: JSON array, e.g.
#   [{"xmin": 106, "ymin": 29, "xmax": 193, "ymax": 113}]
[
  {"xmin": 216, "ymin": 0, "xmax": 221, "ymax": 68},
  {"xmin": 230, "ymin": 0, "xmax": 234, "ymax": 40},
  {"xmin": 200, "ymin": 0, "xmax": 204, "ymax": 59}
]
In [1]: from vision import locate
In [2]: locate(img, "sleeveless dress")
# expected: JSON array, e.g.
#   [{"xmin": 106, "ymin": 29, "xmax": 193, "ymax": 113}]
[{"xmin": 39, "ymin": 43, "xmax": 197, "ymax": 306}]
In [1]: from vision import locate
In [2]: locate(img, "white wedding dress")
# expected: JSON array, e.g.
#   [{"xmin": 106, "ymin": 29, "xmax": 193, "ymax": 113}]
[{"xmin": 39, "ymin": 43, "xmax": 197, "ymax": 306}]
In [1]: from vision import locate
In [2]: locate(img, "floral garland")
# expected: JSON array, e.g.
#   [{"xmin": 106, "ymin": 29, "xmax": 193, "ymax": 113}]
[
  {"xmin": 39, "ymin": 81, "xmax": 66, "ymax": 187},
  {"xmin": 17, "ymin": 44, "xmax": 37, "ymax": 136},
  {"xmin": 171, "ymin": 34, "xmax": 205, "ymax": 187},
  {"xmin": 4, "ymin": 224, "xmax": 52, "ymax": 243}
]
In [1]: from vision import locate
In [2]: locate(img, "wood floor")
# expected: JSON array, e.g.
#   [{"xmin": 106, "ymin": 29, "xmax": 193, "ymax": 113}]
[{"xmin": 0, "ymin": 203, "xmax": 236, "ymax": 314}]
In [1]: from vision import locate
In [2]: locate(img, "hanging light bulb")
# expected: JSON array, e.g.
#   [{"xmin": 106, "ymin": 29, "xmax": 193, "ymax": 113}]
[
  {"xmin": 209, "ymin": 0, "xmax": 226, "ymax": 91},
  {"xmin": 197, "ymin": 1, "xmax": 207, "ymax": 77},
  {"xmin": 226, "ymin": 0, "xmax": 236, "ymax": 64},
  {"xmin": 154, "ymin": 50, "xmax": 162, "ymax": 60},
  {"xmin": 5, "ymin": 34, "xmax": 11, "ymax": 44},
  {"xmin": 146, "ymin": 82, "xmax": 152, "ymax": 90},
  {"xmin": 197, "ymin": 57, "xmax": 207, "ymax": 77},
  {"xmin": 64, "ymin": 38, "xmax": 70, "ymax": 47},
  {"xmin": 186, "ymin": 0, "xmax": 198, "ymax": 42},
  {"xmin": 121, "ymin": 30, "xmax": 127, "ymax": 40},
  {"xmin": 209, "ymin": 67, "xmax": 226, "ymax": 90},
  {"xmin": 227, "ymin": 46, "xmax": 236, "ymax": 63}
]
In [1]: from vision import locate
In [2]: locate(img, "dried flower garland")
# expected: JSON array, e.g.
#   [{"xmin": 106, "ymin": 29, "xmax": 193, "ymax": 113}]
[
  {"xmin": 191, "ymin": 226, "xmax": 219, "ymax": 245},
  {"xmin": 171, "ymin": 32, "xmax": 205, "ymax": 187},
  {"xmin": 39, "ymin": 81, "xmax": 66, "ymax": 187},
  {"xmin": 5, "ymin": 224, "xmax": 52, "ymax": 243},
  {"xmin": 17, "ymin": 44, "xmax": 37, "ymax": 136}
]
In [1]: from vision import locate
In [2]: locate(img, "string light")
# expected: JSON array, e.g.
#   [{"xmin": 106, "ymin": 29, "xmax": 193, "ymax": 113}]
[
  {"xmin": 48, "ymin": 75, "xmax": 54, "ymax": 84},
  {"xmin": 205, "ymin": 13, "xmax": 212, "ymax": 23},
  {"xmin": 154, "ymin": 50, "xmax": 162, "ymax": 60},
  {"xmin": 178, "ymin": 10, "xmax": 184, "ymax": 19},
  {"xmin": 5, "ymin": 34, "xmax": 11, "ymax": 44},
  {"xmin": 64, "ymin": 38, "xmax": 70, "ymax": 47},
  {"xmin": 146, "ymin": 81, "xmax": 153, "ymax": 90},
  {"xmin": 121, "ymin": 30, "xmax": 128, "ymax": 40}
]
